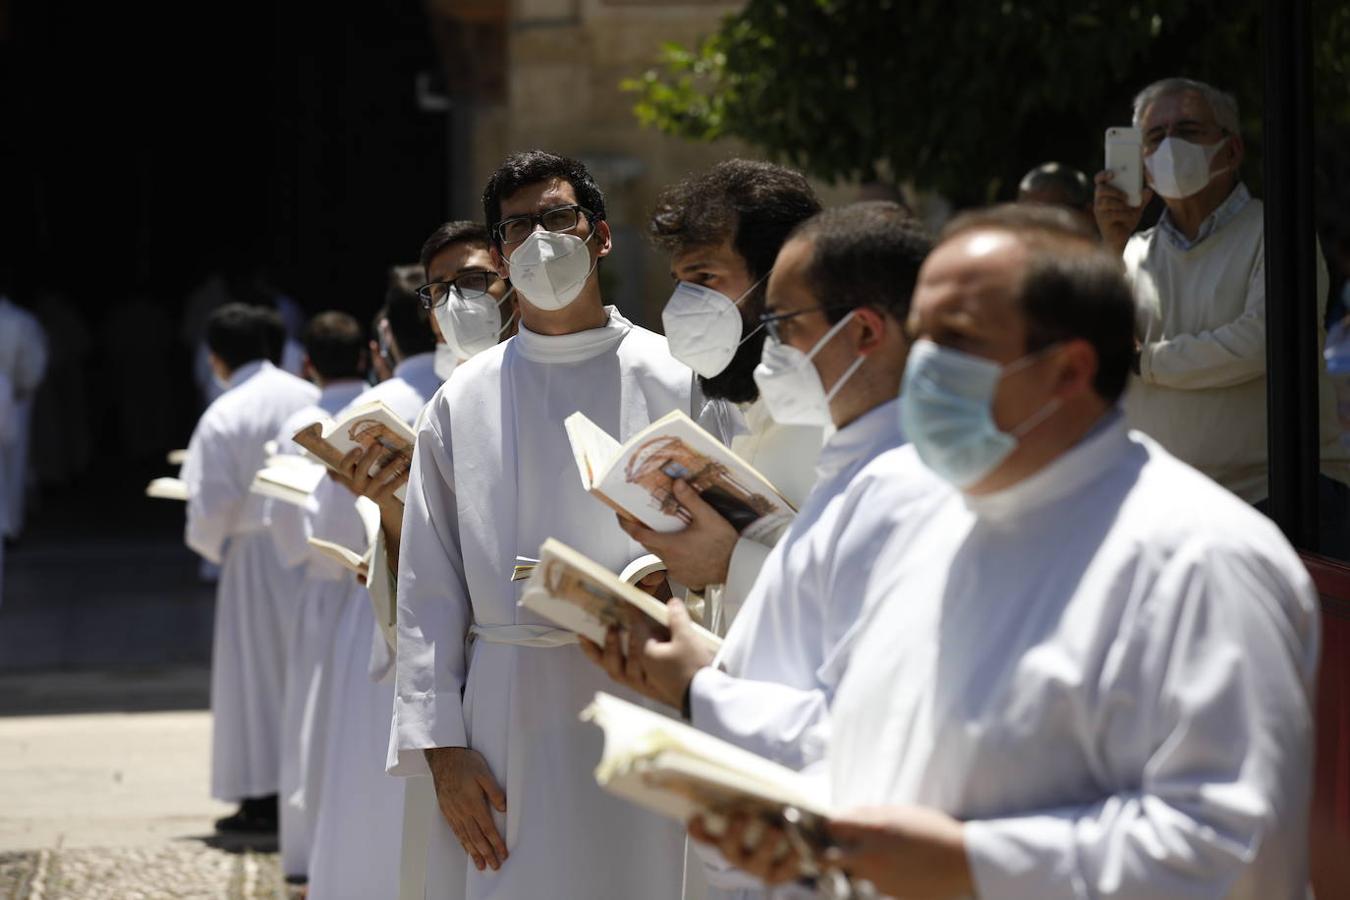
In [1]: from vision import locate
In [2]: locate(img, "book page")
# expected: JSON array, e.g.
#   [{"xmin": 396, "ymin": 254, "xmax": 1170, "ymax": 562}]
[
  {"xmin": 307, "ymin": 537, "xmax": 367, "ymax": 575},
  {"xmin": 563, "ymin": 411, "xmax": 623, "ymax": 492},
  {"xmin": 166, "ymin": 449, "xmax": 188, "ymax": 466},
  {"xmin": 518, "ymin": 539, "xmax": 721, "ymax": 654},
  {"xmin": 146, "ymin": 477, "xmax": 189, "ymax": 501},
  {"xmin": 596, "ymin": 410, "xmax": 796, "ymax": 542},
  {"xmin": 581, "ymin": 692, "xmax": 830, "ymax": 826},
  {"xmin": 250, "ymin": 462, "xmax": 326, "ymax": 506}
]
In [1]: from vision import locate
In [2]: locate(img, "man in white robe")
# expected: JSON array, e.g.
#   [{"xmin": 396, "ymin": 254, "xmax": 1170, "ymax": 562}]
[
  {"xmin": 0, "ymin": 294, "xmax": 48, "ymax": 539},
  {"xmin": 392, "ymin": 151, "xmax": 724, "ymax": 899},
  {"xmin": 304, "ymin": 267, "xmax": 445, "ymax": 900},
  {"xmin": 265, "ymin": 312, "xmax": 369, "ymax": 881},
  {"xmin": 182, "ymin": 303, "xmax": 319, "ymax": 831},
  {"xmin": 585, "ymin": 203, "xmax": 933, "ymax": 898},
  {"xmin": 638, "ymin": 160, "xmax": 826, "ymax": 632},
  {"xmin": 703, "ymin": 205, "xmax": 1319, "ymax": 899}
]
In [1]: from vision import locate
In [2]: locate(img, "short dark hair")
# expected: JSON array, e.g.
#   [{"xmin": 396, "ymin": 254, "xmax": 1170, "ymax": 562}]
[
  {"xmin": 303, "ymin": 311, "xmax": 366, "ymax": 381},
  {"xmin": 384, "ymin": 265, "xmax": 437, "ymax": 360},
  {"xmin": 482, "ymin": 151, "xmax": 606, "ymax": 247},
  {"xmin": 791, "ymin": 201, "xmax": 933, "ymax": 325},
  {"xmin": 648, "ymin": 159, "xmax": 822, "ymax": 281},
  {"xmin": 942, "ymin": 204, "xmax": 1136, "ymax": 403},
  {"xmin": 205, "ymin": 303, "xmax": 270, "ymax": 371},
  {"xmin": 420, "ymin": 221, "xmax": 492, "ymax": 277},
  {"xmin": 255, "ymin": 305, "xmax": 286, "ymax": 366}
]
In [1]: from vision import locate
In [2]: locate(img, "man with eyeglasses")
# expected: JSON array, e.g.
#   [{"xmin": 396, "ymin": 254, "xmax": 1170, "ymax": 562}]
[
  {"xmin": 1094, "ymin": 77, "xmax": 1350, "ymax": 545},
  {"xmin": 582, "ymin": 201, "xmax": 931, "ymax": 898},
  {"xmin": 390, "ymin": 151, "xmax": 726, "ymax": 900}
]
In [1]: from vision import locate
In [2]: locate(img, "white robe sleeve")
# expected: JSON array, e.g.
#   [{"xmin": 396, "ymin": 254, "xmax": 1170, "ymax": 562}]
[
  {"xmin": 719, "ymin": 537, "xmax": 772, "ymax": 625},
  {"xmin": 688, "ymin": 667, "xmax": 829, "ymax": 771},
  {"xmin": 182, "ymin": 413, "xmax": 239, "ymax": 565},
  {"xmin": 0, "ymin": 374, "xmax": 14, "ymax": 445},
  {"xmin": 390, "ymin": 410, "xmax": 471, "ymax": 775},
  {"xmin": 962, "ymin": 541, "xmax": 1318, "ymax": 900}
]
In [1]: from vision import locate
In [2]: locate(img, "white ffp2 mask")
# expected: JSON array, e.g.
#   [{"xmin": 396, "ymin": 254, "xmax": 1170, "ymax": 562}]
[
  {"xmin": 661, "ymin": 275, "xmax": 768, "ymax": 378},
  {"xmin": 435, "ymin": 287, "xmax": 517, "ymax": 360},
  {"xmin": 753, "ymin": 311, "xmax": 863, "ymax": 426},
  {"xmin": 1145, "ymin": 136, "xmax": 1229, "ymax": 200},
  {"xmin": 506, "ymin": 230, "xmax": 597, "ymax": 311}
]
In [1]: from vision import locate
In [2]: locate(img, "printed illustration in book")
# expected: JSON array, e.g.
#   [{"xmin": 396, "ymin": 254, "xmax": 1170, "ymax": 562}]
[{"xmin": 564, "ymin": 409, "xmax": 794, "ymax": 545}]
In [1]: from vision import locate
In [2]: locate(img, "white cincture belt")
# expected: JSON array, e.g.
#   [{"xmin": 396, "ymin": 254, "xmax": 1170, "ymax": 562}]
[{"xmin": 467, "ymin": 623, "xmax": 578, "ymax": 648}]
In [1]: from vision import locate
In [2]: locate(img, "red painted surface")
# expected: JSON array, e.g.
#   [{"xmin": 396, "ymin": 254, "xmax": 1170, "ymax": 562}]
[{"xmin": 1301, "ymin": 553, "xmax": 1350, "ymax": 894}]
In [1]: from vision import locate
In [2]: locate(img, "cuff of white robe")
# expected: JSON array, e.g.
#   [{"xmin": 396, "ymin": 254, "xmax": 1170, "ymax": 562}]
[
  {"xmin": 389, "ymin": 690, "xmax": 468, "ymax": 777},
  {"xmin": 723, "ymin": 538, "xmax": 773, "ymax": 623},
  {"xmin": 964, "ymin": 814, "xmax": 1085, "ymax": 900},
  {"xmin": 687, "ymin": 666, "xmax": 732, "ymax": 735}
]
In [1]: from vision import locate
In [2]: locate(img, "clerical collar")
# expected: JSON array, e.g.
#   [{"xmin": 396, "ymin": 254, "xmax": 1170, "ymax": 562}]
[
  {"xmin": 963, "ymin": 408, "xmax": 1128, "ymax": 522},
  {"xmin": 513, "ymin": 306, "xmax": 631, "ymax": 364},
  {"xmin": 816, "ymin": 398, "xmax": 902, "ymax": 483},
  {"xmin": 227, "ymin": 359, "xmax": 269, "ymax": 389}
]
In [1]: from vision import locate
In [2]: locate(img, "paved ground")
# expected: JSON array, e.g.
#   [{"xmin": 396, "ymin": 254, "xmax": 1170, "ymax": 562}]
[{"xmin": 0, "ymin": 470, "xmax": 290, "ymax": 898}]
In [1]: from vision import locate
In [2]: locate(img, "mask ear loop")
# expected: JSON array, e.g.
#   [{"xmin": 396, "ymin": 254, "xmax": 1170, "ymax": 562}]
[
  {"xmin": 727, "ymin": 270, "xmax": 773, "ymax": 347},
  {"xmin": 808, "ymin": 310, "xmax": 865, "ymax": 402},
  {"xmin": 1002, "ymin": 342, "xmax": 1065, "ymax": 438}
]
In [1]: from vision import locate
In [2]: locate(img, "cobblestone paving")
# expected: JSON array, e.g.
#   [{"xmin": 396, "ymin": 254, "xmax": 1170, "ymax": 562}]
[{"xmin": 0, "ymin": 845, "xmax": 295, "ymax": 900}]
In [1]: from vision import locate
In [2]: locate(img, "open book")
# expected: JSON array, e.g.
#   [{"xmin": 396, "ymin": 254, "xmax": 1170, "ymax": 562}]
[
  {"xmin": 250, "ymin": 456, "xmax": 326, "ymax": 507},
  {"xmin": 519, "ymin": 539, "xmax": 720, "ymax": 655},
  {"xmin": 166, "ymin": 449, "xmax": 188, "ymax": 466},
  {"xmin": 146, "ymin": 477, "xmax": 189, "ymax": 501},
  {"xmin": 304, "ymin": 496, "xmax": 381, "ymax": 577},
  {"xmin": 564, "ymin": 410, "xmax": 794, "ymax": 545},
  {"xmin": 291, "ymin": 400, "xmax": 416, "ymax": 501},
  {"xmin": 582, "ymin": 692, "xmax": 830, "ymax": 842}
]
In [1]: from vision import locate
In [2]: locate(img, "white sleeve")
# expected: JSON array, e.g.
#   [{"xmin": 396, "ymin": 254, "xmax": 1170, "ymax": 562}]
[
  {"xmin": 1139, "ymin": 248, "xmax": 1265, "ymax": 390},
  {"xmin": 718, "ymin": 537, "xmax": 773, "ymax": 627},
  {"xmin": 688, "ymin": 667, "xmax": 830, "ymax": 772},
  {"xmin": 0, "ymin": 374, "xmax": 14, "ymax": 445},
  {"xmin": 182, "ymin": 412, "xmax": 239, "ymax": 565},
  {"xmin": 390, "ymin": 408, "xmax": 471, "ymax": 775},
  {"xmin": 963, "ymin": 541, "xmax": 1318, "ymax": 900}
]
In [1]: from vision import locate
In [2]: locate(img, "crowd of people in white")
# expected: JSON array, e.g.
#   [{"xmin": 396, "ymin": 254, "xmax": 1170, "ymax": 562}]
[{"xmin": 172, "ymin": 76, "xmax": 1326, "ymax": 899}]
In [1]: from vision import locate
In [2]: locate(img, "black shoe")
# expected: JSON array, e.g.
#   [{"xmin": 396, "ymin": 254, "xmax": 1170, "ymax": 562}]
[{"xmin": 214, "ymin": 794, "xmax": 279, "ymax": 834}]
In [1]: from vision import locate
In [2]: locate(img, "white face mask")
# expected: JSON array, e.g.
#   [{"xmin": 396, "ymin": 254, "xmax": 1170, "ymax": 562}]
[
  {"xmin": 434, "ymin": 286, "xmax": 517, "ymax": 360},
  {"xmin": 505, "ymin": 230, "xmax": 597, "ymax": 311},
  {"xmin": 1145, "ymin": 135, "xmax": 1230, "ymax": 200},
  {"xmin": 661, "ymin": 274, "xmax": 768, "ymax": 378},
  {"xmin": 752, "ymin": 311, "xmax": 864, "ymax": 426}
]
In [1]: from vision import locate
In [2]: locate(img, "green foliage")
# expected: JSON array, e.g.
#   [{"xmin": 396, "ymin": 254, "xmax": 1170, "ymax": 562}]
[{"xmin": 623, "ymin": 0, "xmax": 1350, "ymax": 207}]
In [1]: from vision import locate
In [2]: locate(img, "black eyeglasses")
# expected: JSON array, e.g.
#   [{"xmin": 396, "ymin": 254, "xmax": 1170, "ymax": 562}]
[
  {"xmin": 416, "ymin": 270, "xmax": 502, "ymax": 309},
  {"xmin": 759, "ymin": 304, "xmax": 850, "ymax": 343},
  {"xmin": 494, "ymin": 204, "xmax": 593, "ymax": 245}
]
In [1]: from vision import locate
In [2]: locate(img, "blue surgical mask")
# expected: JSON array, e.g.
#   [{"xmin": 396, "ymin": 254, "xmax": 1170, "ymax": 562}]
[{"xmin": 899, "ymin": 339, "xmax": 1060, "ymax": 489}]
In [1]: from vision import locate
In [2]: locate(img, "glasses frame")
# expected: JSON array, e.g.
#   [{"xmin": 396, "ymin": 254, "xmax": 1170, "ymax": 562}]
[
  {"xmin": 759, "ymin": 304, "xmax": 851, "ymax": 343},
  {"xmin": 416, "ymin": 270, "xmax": 503, "ymax": 310},
  {"xmin": 494, "ymin": 204, "xmax": 594, "ymax": 246}
]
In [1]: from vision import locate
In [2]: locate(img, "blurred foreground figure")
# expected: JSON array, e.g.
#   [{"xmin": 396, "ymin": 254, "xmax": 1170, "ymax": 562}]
[
  {"xmin": 182, "ymin": 303, "xmax": 318, "ymax": 832},
  {"xmin": 702, "ymin": 206, "xmax": 1319, "ymax": 899},
  {"xmin": 0, "ymin": 293, "xmax": 48, "ymax": 539}
]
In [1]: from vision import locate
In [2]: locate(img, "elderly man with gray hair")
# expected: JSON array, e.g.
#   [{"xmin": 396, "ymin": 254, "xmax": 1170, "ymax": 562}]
[{"xmin": 1095, "ymin": 77, "xmax": 1350, "ymax": 549}]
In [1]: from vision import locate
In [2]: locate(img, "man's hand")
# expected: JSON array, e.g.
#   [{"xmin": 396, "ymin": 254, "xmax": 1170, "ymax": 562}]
[
  {"xmin": 578, "ymin": 598, "xmax": 716, "ymax": 710},
  {"xmin": 617, "ymin": 480, "xmax": 738, "ymax": 590},
  {"xmin": 332, "ymin": 439, "xmax": 411, "ymax": 511},
  {"xmin": 689, "ymin": 811, "xmax": 802, "ymax": 886},
  {"xmin": 821, "ymin": 805, "xmax": 972, "ymax": 900},
  {"xmin": 1093, "ymin": 170, "xmax": 1153, "ymax": 256},
  {"xmin": 425, "ymin": 746, "xmax": 508, "ymax": 872}
]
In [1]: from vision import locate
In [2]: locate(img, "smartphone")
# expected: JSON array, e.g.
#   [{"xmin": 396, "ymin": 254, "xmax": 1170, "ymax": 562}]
[{"xmin": 1105, "ymin": 126, "xmax": 1144, "ymax": 208}]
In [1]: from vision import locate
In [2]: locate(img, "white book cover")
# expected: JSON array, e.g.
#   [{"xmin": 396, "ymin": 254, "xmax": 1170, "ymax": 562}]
[
  {"xmin": 563, "ymin": 409, "xmax": 794, "ymax": 545},
  {"xmin": 250, "ymin": 458, "xmax": 326, "ymax": 506},
  {"xmin": 519, "ymin": 538, "xmax": 720, "ymax": 655},
  {"xmin": 581, "ymin": 692, "xmax": 830, "ymax": 830}
]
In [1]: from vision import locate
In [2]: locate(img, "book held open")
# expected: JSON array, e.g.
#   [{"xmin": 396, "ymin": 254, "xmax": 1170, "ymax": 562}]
[
  {"xmin": 250, "ymin": 456, "xmax": 326, "ymax": 506},
  {"xmin": 291, "ymin": 400, "xmax": 416, "ymax": 502},
  {"xmin": 581, "ymin": 692, "xmax": 830, "ymax": 835},
  {"xmin": 146, "ymin": 476, "xmax": 189, "ymax": 501},
  {"xmin": 519, "ymin": 539, "xmax": 720, "ymax": 654},
  {"xmin": 563, "ymin": 410, "xmax": 795, "ymax": 545}
]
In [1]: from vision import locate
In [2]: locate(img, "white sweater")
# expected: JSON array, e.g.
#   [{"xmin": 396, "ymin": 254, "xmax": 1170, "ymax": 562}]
[{"xmin": 1123, "ymin": 196, "xmax": 1349, "ymax": 501}]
